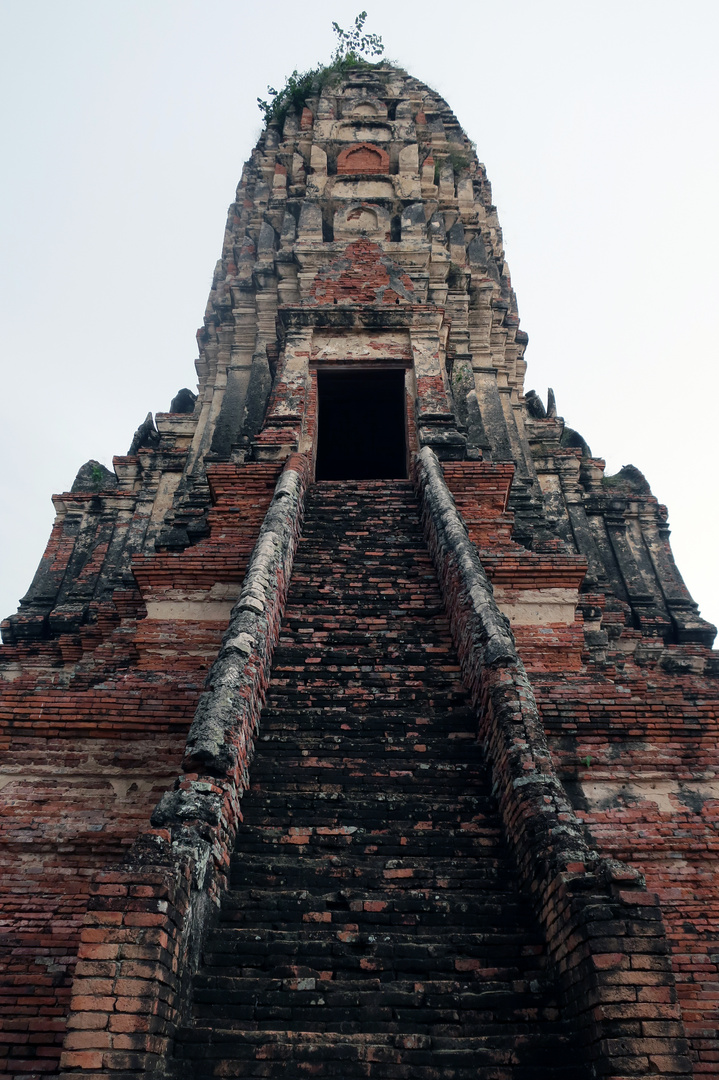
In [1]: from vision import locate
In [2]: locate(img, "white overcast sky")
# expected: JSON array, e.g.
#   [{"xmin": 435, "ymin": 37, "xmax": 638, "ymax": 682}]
[{"xmin": 1, "ymin": 0, "xmax": 717, "ymax": 637}]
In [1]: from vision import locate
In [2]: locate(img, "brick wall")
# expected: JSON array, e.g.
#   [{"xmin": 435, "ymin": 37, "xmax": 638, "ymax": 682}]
[
  {"xmin": 336, "ymin": 143, "xmax": 389, "ymax": 175},
  {"xmin": 55, "ymin": 454, "xmax": 311, "ymax": 1077},
  {"xmin": 415, "ymin": 448, "xmax": 692, "ymax": 1078},
  {"xmin": 0, "ymin": 464, "xmax": 282, "ymax": 1074}
]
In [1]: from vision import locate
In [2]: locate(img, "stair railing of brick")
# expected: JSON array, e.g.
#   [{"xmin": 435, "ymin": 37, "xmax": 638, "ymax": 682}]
[
  {"xmin": 414, "ymin": 445, "xmax": 692, "ymax": 1080},
  {"xmin": 58, "ymin": 452, "xmax": 311, "ymax": 1078}
]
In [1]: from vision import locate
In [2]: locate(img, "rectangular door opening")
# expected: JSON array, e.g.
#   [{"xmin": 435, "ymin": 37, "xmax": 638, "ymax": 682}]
[{"xmin": 315, "ymin": 369, "xmax": 407, "ymax": 481}]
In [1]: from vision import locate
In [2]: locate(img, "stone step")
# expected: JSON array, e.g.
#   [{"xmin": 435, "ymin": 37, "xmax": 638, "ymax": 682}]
[
  {"xmin": 173, "ymin": 484, "xmax": 580, "ymax": 1074},
  {"xmin": 276, "ymin": 641, "xmax": 454, "ymax": 652},
  {"xmin": 254, "ymin": 732, "xmax": 478, "ymax": 751},
  {"xmin": 201, "ymin": 929, "xmax": 547, "ymax": 977},
  {"xmin": 257, "ymin": 702, "xmax": 475, "ymax": 722},
  {"xmin": 267, "ymin": 670, "xmax": 464, "ymax": 689},
  {"xmin": 229, "ymin": 857, "xmax": 525, "ymax": 892},
  {"xmin": 217, "ymin": 892, "xmax": 538, "ymax": 932},
  {"xmin": 263, "ymin": 693, "xmax": 466, "ymax": 709},
  {"xmin": 273, "ymin": 643, "xmax": 457, "ymax": 658},
  {"xmin": 192, "ymin": 974, "xmax": 552, "ymax": 998},
  {"xmin": 240, "ymin": 797, "xmax": 495, "ymax": 827},
  {"xmin": 252, "ymin": 721, "xmax": 478, "ymax": 742},
  {"xmin": 256, "ymin": 723, "xmax": 477, "ymax": 743},
  {"xmin": 241, "ymin": 763, "xmax": 485, "ymax": 793},
  {"xmin": 291, "ymin": 556, "xmax": 430, "ymax": 567},
  {"xmin": 239, "ymin": 797, "xmax": 493, "ymax": 827},
  {"xmin": 248, "ymin": 735, "xmax": 482, "ymax": 758},
  {"xmin": 277, "ymin": 616, "xmax": 451, "ymax": 633},
  {"xmin": 231, "ymin": 828, "xmax": 504, "ymax": 858},
  {"xmin": 236, "ymin": 811, "xmax": 500, "ymax": 831},
  {"xmin": 190, "ymin": 987, "xmax": 559, "ymax": 1035},
  {"xmin": 173, "ymin": 1029, "xmax": 583, "ymax": 1078},
  {"xmin": 297, "ymin": 523, "xmax": 426, "ymax": 535},
  {"xmin": 280, "ymin": 608, "xmax": 446, "ymax": 622}
]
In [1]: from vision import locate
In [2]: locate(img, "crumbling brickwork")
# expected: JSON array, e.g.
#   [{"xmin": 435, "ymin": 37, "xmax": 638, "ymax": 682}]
[{"xmin": 1, "ymin": 62, "xmax": 716, "ymax": 1079}]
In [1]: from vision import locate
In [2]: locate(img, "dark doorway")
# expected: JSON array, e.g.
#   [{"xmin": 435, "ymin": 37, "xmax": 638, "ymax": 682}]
[{"xmin": 315, "ymin": 369, "xmax": 407, "ymax": 480}]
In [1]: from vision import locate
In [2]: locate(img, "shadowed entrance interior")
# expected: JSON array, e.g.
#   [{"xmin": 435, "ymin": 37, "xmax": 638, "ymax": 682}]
[{"xmin": 315, "ymin": 369, "xmax": 407, "ymax": 480}]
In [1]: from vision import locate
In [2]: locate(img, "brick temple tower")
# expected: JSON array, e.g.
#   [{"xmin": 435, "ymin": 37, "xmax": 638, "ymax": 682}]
[{"xmin": 1, "ymin": 63, "xmax": 718, "ymax": 1079}]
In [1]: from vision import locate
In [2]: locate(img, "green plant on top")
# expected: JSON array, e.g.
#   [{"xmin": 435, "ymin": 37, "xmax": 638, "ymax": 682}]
[
  {"xmin": 331, "ymin": 11, "xmax": 384, "ymax": 64},
  {"xmin": 434, "ymin": 145, "xmax": 471, "ymax": 184},
  {"xmin": 447, "ymin": 144, "xmax": 471, "ymax": 175},
  {"xmin": 257, "ymin": 12, "xmax": 384, "ymax": 128}
]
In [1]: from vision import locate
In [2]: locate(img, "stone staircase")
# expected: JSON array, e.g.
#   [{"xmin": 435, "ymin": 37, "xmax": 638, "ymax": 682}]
[{"xmin": 174, "ymin": 480, "xmax": 583, "ymax": 1078}]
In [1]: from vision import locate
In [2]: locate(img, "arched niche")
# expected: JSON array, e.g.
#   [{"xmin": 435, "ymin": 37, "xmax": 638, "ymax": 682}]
[
  {"xmin": 337, "ymin": 142, "xmax": 390, "ymax": 175},
  {"xmin": 334, "ymin": 202, "xmax": 390, "ymax": 241},
  {"xmin": 341, "ymin": 94, "xmax": 388, "ymax": 120}
]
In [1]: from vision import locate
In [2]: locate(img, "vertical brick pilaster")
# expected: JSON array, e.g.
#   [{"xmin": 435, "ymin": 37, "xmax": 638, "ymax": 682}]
[
  {"xmin": 414, "ymin": 447, "xmax": 692, "ymax": 1078},
  {"xmin": 59, "ymin": 454, "xmax": 312, "ymax": 1077}
]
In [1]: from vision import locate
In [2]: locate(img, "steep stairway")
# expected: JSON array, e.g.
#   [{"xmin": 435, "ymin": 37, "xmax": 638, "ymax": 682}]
[{"xmin": 174, "ymin": 480, "xmax": 583, "ymax": 1078}]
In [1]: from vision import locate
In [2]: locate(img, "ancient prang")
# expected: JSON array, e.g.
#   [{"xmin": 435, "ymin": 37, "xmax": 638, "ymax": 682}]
[{"xmin": 1, "ymin": 61, "xmax": 718, "ymax": 1080}]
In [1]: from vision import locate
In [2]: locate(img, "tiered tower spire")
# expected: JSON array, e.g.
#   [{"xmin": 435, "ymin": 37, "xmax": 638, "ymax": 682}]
[{"xmin": 0, "ymin": 62, "xmax": 717, "ymax": 1079}]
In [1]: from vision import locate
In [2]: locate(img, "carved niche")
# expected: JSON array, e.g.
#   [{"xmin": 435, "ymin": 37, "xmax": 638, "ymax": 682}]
[{"xmin": 337, "ymin": 142, "xmax": 390, "ymax": 175}]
